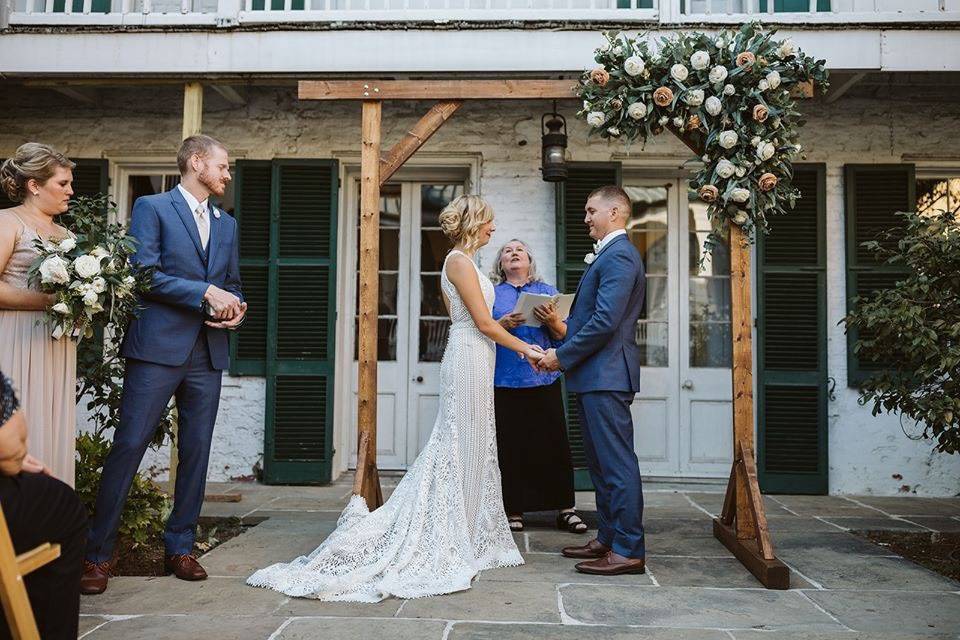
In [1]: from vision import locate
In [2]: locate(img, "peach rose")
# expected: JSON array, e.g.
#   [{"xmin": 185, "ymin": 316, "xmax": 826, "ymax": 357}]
[
  {"xmin": 653, "ymin": 86, "xmax": 674, "ymax": 107},
  {"xmin": 698, "ymin": 185, "xmax": 719, "ymax": 203},
  {"xmin": 590, "ymin": 67, "xmax": 610, "ymax": 86},
  {"xmin": 752, "ymin": 104, "xmax": 769, "ymax": 123},
  {"xmin": 759, "ymin": 172, "xmax": 778, "ymax": 191},
  {"xmin": 736, "ymin": 51, "xmax": 756, "ymax": 68},
  {"xmin": 686, "ymin": 115, "xmax": 701, "ymax": 131}
]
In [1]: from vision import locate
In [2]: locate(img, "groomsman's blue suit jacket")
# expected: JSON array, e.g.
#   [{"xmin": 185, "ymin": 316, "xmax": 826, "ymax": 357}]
[
  {"xmin": 556, "ymin": 234, "xmax": 645, "ymax": 393},
  {"xmin": 121, "ymin": 187, "xmax": 243, "ymax": 371}
]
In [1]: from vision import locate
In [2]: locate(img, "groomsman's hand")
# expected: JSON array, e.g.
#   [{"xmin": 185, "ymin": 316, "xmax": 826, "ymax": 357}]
[
  {"xmin": 537, "ymin": 348, "xmax": 561, "ymax": 372},
  {"xmin": 204, "ymin": 285, "xmax": 243, "ymax": 320},
  {"xmin": 206, "ymin": 302, "xmax": 248, "ymax": 330}
]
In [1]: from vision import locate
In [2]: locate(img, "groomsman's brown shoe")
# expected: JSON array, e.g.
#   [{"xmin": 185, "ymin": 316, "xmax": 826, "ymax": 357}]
[
  {"xmin": 81, "ymin": 560, "xmax": 112, "ymax": 595},
  {"xmin": 561, "ymin": 538, "xmax": 611, "ymax": 559},
  {"xmin": 575, "ymin": 551, "xmax": 646, "ymax": 575},
  {"xmin": 164, "ymin": 554, "xmax": 208, "ymax": 581}
]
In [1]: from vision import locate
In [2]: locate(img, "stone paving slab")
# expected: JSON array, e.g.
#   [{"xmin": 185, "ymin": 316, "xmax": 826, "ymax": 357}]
[
  {"xmin": 731, "ymin": 632, "xmax": 959, "ymax": 640},
  {"xmin": 803, "ymin": 590, "xmax": 960, "ymax": 635},
  {"xmin": 277, "ymin": 617, "xmax": 447, "ymax": 639},
  {"xmin": 78, "ymin": 614, "xmax": 111, "ymax": 636},
  {"xmin": 81, "ymin": 614, "xmax": 287, "ymax": 639},
  {"xmin": 560, "ymin": 585, "xmax": 844, "ymax": 631},
  {"xmin": 901, "ymin": 516, "xmax": 960, "ymax": 532},
  {"xmin": 773, "ymin": 531, "xmax": 899, "ymax": 557},
  {"xmin": 765, "ymin": 496, "xmax": 880, "ymax": 517},
  {"xmin": 80, "ymin": 577, "xmax": 287, "ymax": 617},
  {"xmin": 817, "ymin": 516, "xmax": 927, "ymax": 532},
  {"xmin": 274, "ymin": 593, "xmax": 403, "ymax": 617},
  {"xmin": 647, "ymin": 556, "xmax": 815, "ymax": 589},
  {"xmin": 481, "ymin": 552, "xmax": 655, "ymax": 586},
  {"xmin": 447, "ymin": 622, "xmax": 730, "ymax": 639},
  {"xmin": 777, "ymin": 549, "xmax": 960, "ymax": 591},
  {"xmin": 401, "ymin": 580, "xmax": 561, "ymax": 623},
  {"xmin": 201, "ymin": 530, "xmax": 335, "ymax": 577},
  {"xmin": 847, "ymin": 497, "xmax": 960, "ymax": 517}
]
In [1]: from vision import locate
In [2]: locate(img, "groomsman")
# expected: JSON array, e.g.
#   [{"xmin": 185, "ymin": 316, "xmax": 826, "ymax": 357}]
[{"xmin": 81, "ymin": 135, "xmax": 246, "ymax": 594}]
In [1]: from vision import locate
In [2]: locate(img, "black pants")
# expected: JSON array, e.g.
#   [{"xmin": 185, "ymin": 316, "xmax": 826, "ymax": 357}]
[{"xmin": 0, "ymin": 472, "xmax": 87, "ymax": 640}]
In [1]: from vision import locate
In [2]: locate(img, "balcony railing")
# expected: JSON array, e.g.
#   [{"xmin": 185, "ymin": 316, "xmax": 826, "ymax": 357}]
[{"xmin": 4, "ymin": 0, "xmax": 959, "ymax": 27}]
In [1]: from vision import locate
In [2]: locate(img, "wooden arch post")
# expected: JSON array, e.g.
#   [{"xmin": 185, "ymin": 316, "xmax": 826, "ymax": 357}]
[{"xmin": 298, "ymin": 79, "xmax": 788, "ymax": 588}]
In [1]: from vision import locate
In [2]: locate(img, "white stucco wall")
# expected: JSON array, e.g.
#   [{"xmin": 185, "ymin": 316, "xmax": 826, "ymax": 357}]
[{"xmin": 2, "ymin": 85, "xmax": 959, "ymax": 494}]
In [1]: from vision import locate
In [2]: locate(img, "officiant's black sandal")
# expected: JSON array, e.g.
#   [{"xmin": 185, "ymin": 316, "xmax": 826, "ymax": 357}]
[
  {"xmin": 557, "ymin": 511, "xmax": 588, "ymax": 534},
  {"xmin": 508, "ymin": 516, "xmax": 524, "ymax": 532}
]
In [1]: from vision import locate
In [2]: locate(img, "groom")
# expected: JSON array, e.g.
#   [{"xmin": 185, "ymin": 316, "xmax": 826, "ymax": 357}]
[
  {"xmin": 537, "ymin": 185, "xmax": 646, "ymax": 575},
  {"xmin": 81, "ymin": 135, "xmax": 246, "ymax": 594}
]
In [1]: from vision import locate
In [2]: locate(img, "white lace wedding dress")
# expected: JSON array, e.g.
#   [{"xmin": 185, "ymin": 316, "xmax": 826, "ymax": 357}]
[{"xmin": 247, "ymin": 250, "xmax": 523, "ymax": 602}]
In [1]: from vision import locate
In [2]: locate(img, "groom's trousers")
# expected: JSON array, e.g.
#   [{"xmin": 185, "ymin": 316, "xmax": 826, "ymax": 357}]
[
  {"xmin": 86, "ymin": 332, "xmax": 222, "ymax": 562},
  {"xmin": 576, "ymin": 390, "xmax": 646, "ymax": 559}
]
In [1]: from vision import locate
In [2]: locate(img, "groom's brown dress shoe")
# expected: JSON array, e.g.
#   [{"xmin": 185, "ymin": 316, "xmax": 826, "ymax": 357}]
[
  {"xmin": 575, "ymin": 551, "xmax": 646, "ymax": 575},
  {"xmin": 561, "ymin": 538, "xmax": 611, "ymax": 559},
  {"xmin": 164, "ymin": 554, "xmax": 208, "ymax": 581},
  {"xmin": 80, "ymin": 560, "xmax": 112, "ymax": 595}
]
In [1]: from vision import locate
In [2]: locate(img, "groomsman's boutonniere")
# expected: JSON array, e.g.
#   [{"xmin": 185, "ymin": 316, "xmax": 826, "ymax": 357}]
[{"xmin": 583, "ymin": 252, "xmax": 596, "ymax": 265}]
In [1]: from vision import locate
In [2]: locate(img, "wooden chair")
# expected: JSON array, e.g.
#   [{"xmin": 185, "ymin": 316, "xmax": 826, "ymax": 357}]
[{"xmin": 0, "ymin": 504, "xmax": 60, "ymax": 640}]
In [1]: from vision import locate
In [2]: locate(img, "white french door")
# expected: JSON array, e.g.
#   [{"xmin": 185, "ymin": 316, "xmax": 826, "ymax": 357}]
[{"xmin": 624, "ymin": 177, "xmax": 733, "ymax": 479}]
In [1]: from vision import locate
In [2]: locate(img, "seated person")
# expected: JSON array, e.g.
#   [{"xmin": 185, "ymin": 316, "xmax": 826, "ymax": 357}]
[{"xmin": 0, "ymin": 372, "xmax": 87, "ymax": 640}]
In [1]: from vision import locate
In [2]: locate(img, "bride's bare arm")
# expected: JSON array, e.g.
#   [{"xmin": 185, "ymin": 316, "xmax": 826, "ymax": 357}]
[{"xmin": 445, "ymin": 254, "xmax": 541, "ymax": 359}]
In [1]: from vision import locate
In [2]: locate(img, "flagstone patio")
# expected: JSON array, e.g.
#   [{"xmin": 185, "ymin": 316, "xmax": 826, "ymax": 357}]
[{"xmin": 78, "ymin": 479, "xmax": 960, "ymax": 639}]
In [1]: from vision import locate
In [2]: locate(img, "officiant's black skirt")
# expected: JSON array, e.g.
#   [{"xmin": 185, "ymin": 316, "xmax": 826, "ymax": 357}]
[{"xmin": 494, "ymin": 379, "xmax": 575, "ymax": 514}]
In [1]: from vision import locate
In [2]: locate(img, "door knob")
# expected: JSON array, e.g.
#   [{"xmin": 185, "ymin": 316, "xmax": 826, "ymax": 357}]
[
  {"xmin": 413, "ymin": 376, "xmax": 424, "ymax": 383},
  {"xmin": 681, "ymin": 379, "xmax": 694, "ymax": 390}
]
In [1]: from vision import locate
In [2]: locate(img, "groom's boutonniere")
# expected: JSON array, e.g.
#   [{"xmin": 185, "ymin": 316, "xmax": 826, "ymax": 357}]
[{"xmin": 583, "ymin": 252, "xmax": 596, "ymax": 265}]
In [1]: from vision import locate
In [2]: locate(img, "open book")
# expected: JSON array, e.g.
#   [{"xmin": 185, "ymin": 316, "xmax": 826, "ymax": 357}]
[{"xmin": 510, "ymin": 292, "xmax": 575, "ymax": 328}]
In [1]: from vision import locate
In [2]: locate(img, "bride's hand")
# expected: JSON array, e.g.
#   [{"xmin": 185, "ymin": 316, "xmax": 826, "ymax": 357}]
[{"xmin": 522, "ymin": 344, "xmax": 545, "ymax": 362}]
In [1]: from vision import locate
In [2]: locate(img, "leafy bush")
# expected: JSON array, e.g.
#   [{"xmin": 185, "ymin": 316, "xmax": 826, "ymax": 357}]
[{"xmin": 844, "ymin": 209, "xmax": 960, "ymax": 454}]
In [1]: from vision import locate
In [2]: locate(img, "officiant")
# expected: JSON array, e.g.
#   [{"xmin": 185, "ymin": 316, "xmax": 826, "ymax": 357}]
[{"xmin": 489, "ymin": 239, "xmax": 586, "ymax": 535}]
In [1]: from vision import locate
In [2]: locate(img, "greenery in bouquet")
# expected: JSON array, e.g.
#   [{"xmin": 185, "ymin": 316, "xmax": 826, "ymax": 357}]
[
  {"xmin": 28, "ymin": 195, "xmax": 150, "ymax": 341},
  {"xmin": 575, "ymin": 23, "xmax": 829, "ymax": 250}
]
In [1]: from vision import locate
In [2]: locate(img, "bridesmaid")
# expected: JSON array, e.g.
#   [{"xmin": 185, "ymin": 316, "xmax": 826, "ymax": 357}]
[{"xmin": 0, "ymin": 142, "xmax": 78, "ymax": 487}]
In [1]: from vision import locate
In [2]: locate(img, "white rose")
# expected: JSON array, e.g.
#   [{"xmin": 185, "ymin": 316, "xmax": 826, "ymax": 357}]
[
  {"xmin": 586, "ymin": 111, "xmax": 606, "ymax": 127},
  {"xmin": 715, "ymin": 37, "xmax": 725, "ymax": 49},
  {"xmin": 723, "ymin": 84, "xmax": 736, "ymax": 96},
  {"xmin": 684, "ymin": 89, "xmax": 705, "ymax": 107},
  {"xmin": 607, "ymin": 127, "xmax": 621, "ymax": 136},
  {"xmin": 708, "ymin": 66, "xmax": 729, "ymax": 84},
  {"xmin": 672, "ymin": 117, "xmax": 684, "ymax": 128},
  {"xmin": 627, "ymin": 102, "xmax": 648, "ymax": 120},
  {"xmin": 39, "ymin": 255, "xmax": 70, "ymax": 285},
  {"xmin": 82, "ymin": 290, "xmax": 99, "ymax": 307},
  {"xmin": 51, "ymin": 302, "xmax": 70, "ymax": 314},
  {"xmin": 718, "ymin": 130, "xmax": 739, "ymax": 149},
  {"xmin": 758, "ymin": 79, "xmax": 770, "ymax": 92},
  {"xmin": 735, "ymin": 166, "xmax": 747, "ymax": 178},
  {"xmin": 91, "ymin": 277, "xmax": 106, "ymax": 294},
  {"xmin": 730, "ymin": 188, "xmax": 751, "ymax": 203},
  {"xmin": 623, "ymin": 56, "xmax": 645, "ymax": 77},
  {"xmin": 73, "ymin": 254, "xmax": 102, "ymax": 279},
  {"xmin": 90, "ymin": 246, "xmax": 110, "ymax": 259},
  {"xmin": 57, "ymin": 237, "xmax": 76, "ymax": 252},
  {"xmin": 670, "ymin": 64, "xmax": 689, "ymax": 82},
  {"xmin": 658, "ymin": 116, "xmax": 669, "ymax": 125},
  {"xmin": 690, "ymin": 50, "xmax": 710, "ymax": 71},
  {"xmin": 778, "ymin": 39, "xmax": 797, "ymax": 58},
  {"xmin": 716, "ymin": 159, "xmax": 736, "ymax": 179},
  {"xmin": 751, "ymin": 136, "xmax": 761, "ymax": 146},
  {"xmin": 733, "ymin": 210, "xmax": 750, "ymax": 225},
  {"xmin": 766, "ymin": 70, "xmax": 782, "ymax": 89},
  {"xmin": 757, "ymin": 141, "xmax": 776, "ymax": 161},
  {"xmin": 703, "ymin": 96, "xmax": 723, "ymax": 117}
]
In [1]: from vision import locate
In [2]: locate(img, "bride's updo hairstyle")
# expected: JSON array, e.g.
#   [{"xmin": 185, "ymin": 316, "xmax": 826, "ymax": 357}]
[
  {"xmin": 0, "ymin": 143, "xmax": 75, "ymax": 204},
  {"xmin": 439, "ymin": 194, "xmax": 494, "ymax": 255}
]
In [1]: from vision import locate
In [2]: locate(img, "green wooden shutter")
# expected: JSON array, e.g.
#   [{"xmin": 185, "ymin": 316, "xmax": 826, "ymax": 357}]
[
  {"xmin": 263, "ymin": 159, "xmax": 339, "ymax": 484},
  {"xmin": 757, "ymin": 164, "xmax": 828, "ymax": 494},
  {"xmin": 556, "ymin": 162, "xmax": 621, "ymax": 491},
  {"xmin": 844, "ymin": 164, "xmax": 915, "ymax": 388},
  {"xmin": 52, "ymin": 0, "xmax": 111, "ymax": 12}
]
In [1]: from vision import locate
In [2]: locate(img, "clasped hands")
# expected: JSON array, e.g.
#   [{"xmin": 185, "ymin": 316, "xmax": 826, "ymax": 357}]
[
  {"xmin": 204, "ymin": 285, "xmax": 247, "ymax": 329},
  {"xmin": 520, "ymin": 345, "xmax": 561, "ymax": 372}
]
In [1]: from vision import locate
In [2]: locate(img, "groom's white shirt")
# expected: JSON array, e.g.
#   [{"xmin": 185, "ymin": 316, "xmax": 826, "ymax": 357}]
[{"xmin": 594, "ymin": 228, "xmax": 626, "ymax": 255}]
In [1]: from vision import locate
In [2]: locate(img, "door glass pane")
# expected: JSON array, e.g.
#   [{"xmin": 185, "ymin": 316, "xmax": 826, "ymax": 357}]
[
  {"xmin": 688, "ymin": 193, "xmax": 732, "ymax": 368},
  {"xmin": 354, "ymin": 183, "xmax": 402, "ymax": 361},
  {"xmin": 127, "ymin": 173, "xmax": 181, "ymax": 213},
  {"xmin": 624, "ymin": 184, "xmax": 669, "ymax": 367},
  {"xmin": 419, "ymin": 183, "xmax": 463, "ymax": 362},
  {"xmin": 917, "ymin": 177, "xmax": 960, "ymax": 216}
]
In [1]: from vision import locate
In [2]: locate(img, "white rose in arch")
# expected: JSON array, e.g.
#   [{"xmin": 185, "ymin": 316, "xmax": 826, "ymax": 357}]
[
  {"xmin": 709, "ymin": 66, "xmax": 729, "ymax": 84},
  {"xmin": 51, "ymin": 302, "xmax": 70, "ymax": 315},
  {"xmin": 57, "ymin": 237, "xmax": 76, "ymax": 253},
  {"xmin": 758, "ymin": 79, "xmax": 770, "ymax": 92},
  {"xmin": 683, "ymin": 89, "xmax": 705, "ymax": 107},
  {"xmin": 586, "ymin": 111, "xmax": 606, "ymax": 128},
  {"xmin": 82, "ymin": 290, "xmax": 100, "ymax": 307},
  {"xmin": 670, "ymin": 64, "xmax": 689, "ymax": 82},
  {"xmin": 690, "ymin": 50, "xmax": 710, "ymax": 71},
  {"xmin": 766, "ymin": 70, "xmax": 782, "ymax": 89},
  {"xmin": 627, "ymin": 102, "xmax": 648, "ymax": 120},
  {"xmin": 39, "ymin": 255, "xmax": 70, "ymax": 285},
  {"xmin": 716, "ymin": 158, "xmax": 736, "ymax": 179},
  {"xmin": 704, "ymin": 96, "xmax": 722, "ymax": 116},
  {"xmin": 730, "ymin": 188, "xmax": 751, "ymax": 203},
  {"xmin": 778, "ymin": 39, "xmax": 797, "ymax": 58},
  {"xmin": 723, "ymin": 84, "xmax": 736, "ymax": 96},
  {"xmin": 757, "ymin": 141, "xmax": 777, "ymax": 161},
  {"xmin": 73, "ymin": 254, "xmax": 102, "ymax": 279},
  {"xmin": 733, "ymin": 210, "xmax": 750, "ymax": 226},
  {"xmin": 718, "ymin": 130, "xmax": 739, "ymax": 149},
  {"xmin": 624, "ymin": 56, "xmax": 645, "ymax": 77}
]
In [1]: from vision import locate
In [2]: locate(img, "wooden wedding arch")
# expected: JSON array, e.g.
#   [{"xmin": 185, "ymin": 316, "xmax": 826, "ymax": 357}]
[{"xmin": 299, "ymin": 78, "xmax": 790, "ymax": 589}]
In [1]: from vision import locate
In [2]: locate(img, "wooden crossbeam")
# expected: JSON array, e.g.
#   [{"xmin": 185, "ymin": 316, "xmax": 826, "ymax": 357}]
[
  {"xmin": 299, "ymin": 80, "xmax": 577, "ymax": 101},
  {"xmin": 380, "ymin": 101, "xmax": 463, "ymax": 186}
]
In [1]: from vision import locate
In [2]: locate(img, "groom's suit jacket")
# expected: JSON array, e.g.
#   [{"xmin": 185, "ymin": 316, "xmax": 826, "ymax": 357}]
[
  {"xmin": 121, "ymin": 187, "xmax": 243, "ymax": 370},
  {"xmin": 556, "ymin": 234, "xmax": 645, "ymax": 393}
]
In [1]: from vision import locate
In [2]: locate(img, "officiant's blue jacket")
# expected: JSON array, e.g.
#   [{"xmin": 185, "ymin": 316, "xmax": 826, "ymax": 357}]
[
  {"xmin": 121, "ymin": 187, "xmax": 243, "ymax": 370},
  {"xmin": 556, "ymin": 234, "xmax": 644, "ymax": 393}
]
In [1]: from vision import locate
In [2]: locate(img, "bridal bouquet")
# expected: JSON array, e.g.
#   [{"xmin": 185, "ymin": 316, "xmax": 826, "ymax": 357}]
[{"xmin": 28, "ymin": 196, "xmax": 149, "ymax": 340}]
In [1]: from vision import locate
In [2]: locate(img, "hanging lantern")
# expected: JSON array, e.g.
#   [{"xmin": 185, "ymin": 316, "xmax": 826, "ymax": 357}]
[{"xmin": 540, "ymin": 104, "xmax": 568, "ymax": 182}]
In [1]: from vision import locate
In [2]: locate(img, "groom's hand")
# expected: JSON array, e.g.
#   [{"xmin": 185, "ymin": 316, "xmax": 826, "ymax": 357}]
[
  {"xmin": 206, "ymin": 302, "xmax": 247, "ymax": 330},
  {"xmin": 537, "ymin": 348, "xmax": 561, "ymax": 372},
  {"xmin": 204, "ymin": 285, "xmax": 242, "ymax": 320}
]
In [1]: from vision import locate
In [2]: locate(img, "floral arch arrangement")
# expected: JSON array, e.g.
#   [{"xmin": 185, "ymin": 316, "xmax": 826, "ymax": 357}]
[{"xmin": 576, "ymin": 24, "xmax": 829, "ymax": 247}]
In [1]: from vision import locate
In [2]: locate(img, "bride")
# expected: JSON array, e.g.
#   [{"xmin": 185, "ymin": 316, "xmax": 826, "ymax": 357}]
[{"xmin": 247, "ymin": 194, "xmax": 545, "ymax": 602}]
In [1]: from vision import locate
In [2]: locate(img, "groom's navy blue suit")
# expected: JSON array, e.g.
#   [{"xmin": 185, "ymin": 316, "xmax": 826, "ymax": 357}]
[
  {"xmin": 86, "ymin": 187, "xmax": 242, "ymax": 562},
  {"xmin": 556, "ymin": 233, "xmax": 646, "ymax": 559}
]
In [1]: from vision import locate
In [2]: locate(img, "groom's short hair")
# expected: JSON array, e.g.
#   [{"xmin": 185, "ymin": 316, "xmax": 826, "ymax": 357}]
[
  {"xmin": 588, "ymin": 185, "xmax": 632, "ymax": 217},
  {"xmin": 177, "ymin": 134, "xmax": 227, "ymax": 175}
]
